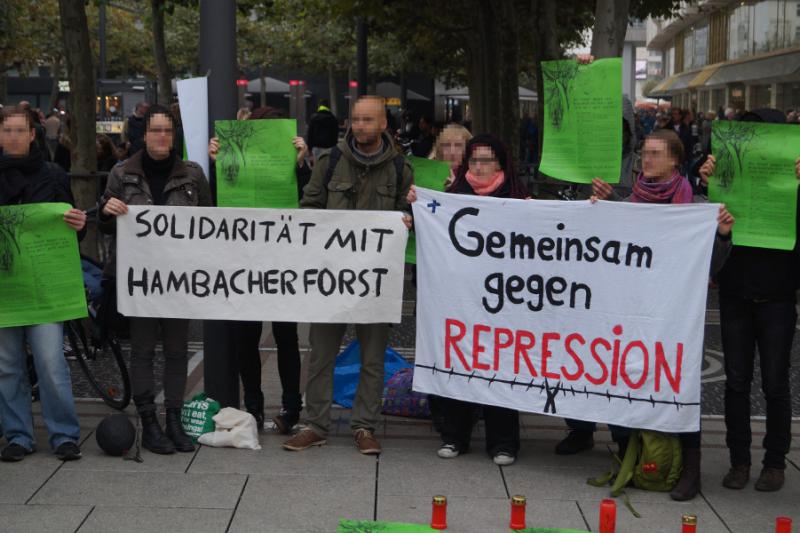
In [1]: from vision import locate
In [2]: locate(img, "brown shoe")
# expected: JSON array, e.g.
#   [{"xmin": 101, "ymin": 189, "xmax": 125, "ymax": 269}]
[
  {"xmin": 282, "ymin": 428, "xmax": 326, "ymax": 451},
  {"xmin": 754, "ymin": 467, "xmax": 785, "ymax": 492},
  {"xmin": 354, "ymin": 429, "xmax": 381, "ymax": 455},
  {"xmin": 722, "ymin": 464, "xmax": 750, "ymax": 490}
]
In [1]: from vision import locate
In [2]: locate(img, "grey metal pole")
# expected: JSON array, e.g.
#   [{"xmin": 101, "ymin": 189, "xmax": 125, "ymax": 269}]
[
  {"xmin": 199, "ymin": 0, "xmax": 240, "ymax": 408},
  {"xmin": 98, "ymin": 1, "xmax": 107, "ymax": 118}
]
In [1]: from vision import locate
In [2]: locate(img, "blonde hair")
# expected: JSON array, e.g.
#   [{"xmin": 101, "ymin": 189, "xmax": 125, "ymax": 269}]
[{"xmin": 430, "ymin": 123, "xmax": 472, "ymax": 160}]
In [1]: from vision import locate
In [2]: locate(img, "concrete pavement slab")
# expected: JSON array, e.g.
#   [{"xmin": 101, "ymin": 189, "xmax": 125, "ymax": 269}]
[
  {"xmin": 227, "ymin": 473, "xmax": 374, "ymax": 533},
  {"xmin": 0, "ymin": 503, "xmax": 91, "ymax": 533},
  {"xmin": 29, "ymin": 470, "xmax": 246, "ymax": 509},
  {"xmin": 378, "ymin": 439, "xmax": 506, "ymax": 498},
  {"xmin": 189, "ymin": 434, "xmax": 377, "ymax": 477},
  {"xmin": 579, "ymin": 498, "xmax": 729, "ymax": 533},
  {"xmin": 77, "ymin": 506, "xmax": 233, "ymax": 533},
  {"xmin": 0, "ymin": 463, "xmax": 61, "ymax": 504}
]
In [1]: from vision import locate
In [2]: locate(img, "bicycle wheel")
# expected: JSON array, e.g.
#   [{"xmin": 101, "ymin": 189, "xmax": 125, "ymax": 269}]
[{"xmin": 66, "ymin": 320, "xmax": 131, "ymax": 410}]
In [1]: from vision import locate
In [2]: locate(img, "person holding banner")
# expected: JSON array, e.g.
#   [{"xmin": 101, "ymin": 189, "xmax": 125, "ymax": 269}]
[
  {"xmin": 207, "ymin": 107, "xmax": 311, "ymax": 432},
  {"xmin": 0, "ymin": 105, "xmax": 86, "ymax": 462},
  {"xmin": 99, "ymin": 104, "xmax": 212, "ymax": 455},
  {"xmin": 592, "ymin": 128, "xmax": 736, "ymax": 501},
  {"xmin": 282, "ymin": 95, "xmax": 413, "ymax": 455},
  {"xmin": 407, "ymin": 134, "xmax": 527, "ymax": 465},
  {"xmin": 697, "ymin": 108, "xmax": 799, "ymax": 493}
]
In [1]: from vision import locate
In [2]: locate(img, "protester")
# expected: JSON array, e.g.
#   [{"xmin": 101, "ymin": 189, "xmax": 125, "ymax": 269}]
[
  {"xmin": 207, "ymin": 106, "xmax": 310, "ymax": 432},
  {"xmin": 282, "ymin": 95, "xmax": 413, "ymax": 455},
  {"xmin": 99, "ymin": 104, "xmax": 212, "ymax": 455},
  {"xmin": 411, "ymin": 114, "xmax": 435, "ymax": 157},
  {"xmin": 698, "ymin": 108, "xmax": 799, "ymax": 493},
  {"xmin": 430, "ymin": 123, "xmax": 472, "ymax": 188},
  {"xmin": 592, "ymin": 128, "xmax": 736, "ymax": 501},
  {"xmin": 407, "ymin": 134, "xmax": 526, "ymax": 465},
  {"xmin": 121, "ymin": 101, "xmax": 149, "ymax": 157},
  {"xmin": 44, "ymin": 110, "xmax": 61, "ymax": 160},
  {"xmin": 95, "ymin": 134, "xmax": 124, "ymax": 172},
  {"xmin": 0, "ymin": 105, "xmax": 86, "ymax": 462},
  {"xmin": 306, "ymin": 99, "xmax": 339, "ymax": 159},
  {"xmin": 53, "ymin": 112, "xmax": 72, "ymax": 172}
]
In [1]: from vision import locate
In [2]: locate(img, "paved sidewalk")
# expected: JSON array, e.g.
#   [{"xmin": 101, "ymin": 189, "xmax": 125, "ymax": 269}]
[{"xmin": 1, "ymin": 346, "xmax": 798, "ymax": 533}]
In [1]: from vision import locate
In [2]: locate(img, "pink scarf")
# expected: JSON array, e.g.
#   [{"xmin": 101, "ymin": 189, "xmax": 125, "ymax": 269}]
[
  {"xmin": 630, "ymin": 170, "xmax": 694, "ymax": 204},
  {"xmin": 465, "ymin": 170, "xmax": 505, "ymax": 196}
]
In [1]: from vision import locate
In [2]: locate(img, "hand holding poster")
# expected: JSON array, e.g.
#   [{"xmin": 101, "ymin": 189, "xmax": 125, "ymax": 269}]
[
  {"xmin": 116, "ymin": 205, "xmax": 407, "ymax": 323},
  {"xmin": 709, "ymin": 120, "xmax": 800, "ymax": 250},
  {"xmin": 539, "ymin": 58, "xmax": 622, "ymax": 184},
  {"xmin": 0, "ymin": 203, "xmax": 87, "ymax": 328},
  {"xmin": 215, "ymin": 119, "xmax": 299, "ymax": 208},
  {"xmin": 411, "ymin": 189, "xmax": 718, "ymax": 433}
]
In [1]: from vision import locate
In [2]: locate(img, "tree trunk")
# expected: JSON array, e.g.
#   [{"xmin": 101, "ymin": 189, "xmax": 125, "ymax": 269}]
[
  {"xmin": 49, "ymin": 57, "xmax": 62, "ymax": 110},
  {"xmin": 532, "ymin": 0, "xmax": 561, "ymax": 159},
  {"xmin": 590, "ymin": 0, "xmax": 631, "ymax": 58},
  {"xmin": 151, "ymin": 0, "xmax": 173, "ymax": 104},
  {"xmin": 0, "ymin": 73, "xmax": 7, "ymax": 106},
  {"xmin": 58, "ymin": 0, "xmax": 96, "ymax": 174},
  {"xmin": 327, "ymin": 65, "xmax": 339, "ymax": 118},
  {"xmin": 259, "ymin": 65, "xmax": 267, "ymax": 108},
  {"xmin": 497, "ymin": 0, "xmax": 520, "ymax": 163},
  {"xmin": 467, "ymin": 0, "xmax": 500, "ymax": 136}
]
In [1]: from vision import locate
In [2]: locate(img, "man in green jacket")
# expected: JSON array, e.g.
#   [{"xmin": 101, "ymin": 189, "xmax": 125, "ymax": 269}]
[{"xmin": 283, "ymin": 95, "xmax": 413, "ymax": 455}]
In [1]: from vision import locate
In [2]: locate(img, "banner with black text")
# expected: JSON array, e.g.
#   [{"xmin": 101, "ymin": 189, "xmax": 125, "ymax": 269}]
[
  {"xmin": 117, "ymin": 205, "xmax": 407, "ymax": 323},
  {"xmin": 411, "ymin": 189, "xmax": 718, "ymax": 432}
]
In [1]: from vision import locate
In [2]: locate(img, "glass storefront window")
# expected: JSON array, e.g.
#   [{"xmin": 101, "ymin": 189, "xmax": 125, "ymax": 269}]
[
  {"xmin": 729, "ymin": 4, "xmax": 751, "ymax": 59},
  {"xmin": 729, "ymin": 84, "xmax": 746, "ymax": 112},
  {"xmin": 711, "ymin": 88, "xmax": 726, "ymax": 113},
  {"xmin": 684, "ymin": 31, "xmax": 693, "ymax": 70},
  {"xmin": 749, "ymin": 84, "xmax": 772, "ymax": 108},
  {"xmin": 699, "ymin": 90, "xmax": 710, "ymax": 113},
  {"xmin": 667, "ymin": 46, "xmax": 675, "ymax": 76},
  {"xmin": 694, "ymin": 24, "xmax": 709, "ymax": 68},
  {"xmin": 752, "ymin": 1, "xmax": 781, "ymax": 53},
  {"xmin": 777, "ymin": 81, "xmax": 800, "ymax": 111}
]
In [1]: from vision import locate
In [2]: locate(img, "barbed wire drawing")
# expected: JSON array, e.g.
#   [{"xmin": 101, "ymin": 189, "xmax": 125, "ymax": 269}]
[
  {"xmin": 0, "ymin": 207, "xmax": 26, "ymax": 273},
  {"xmin": 711, "ymin": 122, "xmax": 758, "ymax": 189},
  {"xmin": 543, "ymin": 61, "xmax": 580, "ymax": 131},
  {"xmin": 216, "ymin": 120, "xmax": 256, "ymax": 183},
  {"xmin": 415, "ymin": 363, "xmax": 698, "ymax": 412}
]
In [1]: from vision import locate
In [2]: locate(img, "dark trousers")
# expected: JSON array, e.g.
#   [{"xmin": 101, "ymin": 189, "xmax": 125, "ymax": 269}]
[
  {"xmin": 130, "ymin": 317, "xmax": 189, "ymax": 412},
  {"xmin": 441, "ymin": 398, "xmax": 520, "ymax": 456},
  {"xmin": 565, "ymin": 421, "xmax": 701, "ymax": 448},
  {"xmin": 232, "ymin": 321, "xmax": 302, "ymax": 413},
  {"xmin": 721, "ymin": 296, "xmax": 795, "ymax": 469}
]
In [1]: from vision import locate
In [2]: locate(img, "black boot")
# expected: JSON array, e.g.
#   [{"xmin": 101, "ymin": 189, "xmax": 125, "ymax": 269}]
[
  {"xmin": 165, "ymin": 408, "xmax": 195, "ymax": 452},
  {"xmin": 670, "ymin": 448, "xmax": 701, "ymax": 501},
  {"xmin": 140, "ymin": 410, "xmax": 175, "ymax": 455}
]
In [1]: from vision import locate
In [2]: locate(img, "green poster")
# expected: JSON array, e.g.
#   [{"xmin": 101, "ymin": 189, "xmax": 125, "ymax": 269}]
[
  {"xmin": 539, "ymin": 58, "xmax": 622, "ymax": 184},
  {"xmin": 215, "ymin": 118, "xmax": 299, "ymax": 208},
  {"xmin": 0, "ymin": 203, "xmax": 87, "ymax": 328},
  {"xmin": 709, "ymin": 121, "xmax": 800, "ymax": 250},
  {"xmin": 406, "ymin": 156, "xmax": 450, "ymax": 264},
  {"xmin": 338, "ymin": 520, "xmax": 436, "ymax": 532}
]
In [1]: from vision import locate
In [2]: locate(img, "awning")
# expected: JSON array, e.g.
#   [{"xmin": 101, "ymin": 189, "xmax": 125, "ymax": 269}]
[
  {"xmin": 687, "ymin": 64, "xmax": 722, "ymax": 89},
  {"xmin": 705, "ymin": 50, "xmax": 800, "ymax": 86},
  {"xmin": 646, "ymin": 74, "xmax": 679, "ymax": 97},
  {"xmin": 666, "ymin": 71, "xmax": 698, "ymax": 92}
]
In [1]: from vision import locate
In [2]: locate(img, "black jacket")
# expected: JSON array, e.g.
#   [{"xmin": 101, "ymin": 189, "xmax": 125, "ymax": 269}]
[{"xmin": 0, "ymin": 154, "xmax": 73, "ymax": 207}]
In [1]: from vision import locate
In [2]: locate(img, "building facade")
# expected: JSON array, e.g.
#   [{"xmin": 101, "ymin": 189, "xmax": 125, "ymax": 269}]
[{"xmin": 647, "ymin": 0, "xmax": 800, "ymax": 113}]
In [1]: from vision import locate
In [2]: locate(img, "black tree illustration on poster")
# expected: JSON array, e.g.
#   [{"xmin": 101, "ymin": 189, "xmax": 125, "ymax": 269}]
[
  {"xmin": 0, "ymin": 207, "xmax": 25, "ymax": 273},
  {"xmin": 216, "ymin": 121, "xmax": 256, "ymax": 183},
  {"xmin": 712, "ymin": 123, "xmax": 757, "ymax": 189},
  {"xmin": 543, "ymin": 61, "xmax": 580, "ymax": 131}
]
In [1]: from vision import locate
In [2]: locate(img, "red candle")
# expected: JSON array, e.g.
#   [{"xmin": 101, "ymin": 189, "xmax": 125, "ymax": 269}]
[
  {"xmin": 431, "ymin": 495, "xmax": 447, "ymax": 530},
  {"xmin": 776, "ymin": 517, "xmax": 792, "ymax": 533},
  {"xmin": 682, "ymin": 514, "xmax": 697, "ymax": 533},
  {"xmin": 509, "ymin": 495, "xmax": 526, "ymax": 530},
  {"xmin": 599, "ymin": 499, "xmax": 616, "ymax": 533}
]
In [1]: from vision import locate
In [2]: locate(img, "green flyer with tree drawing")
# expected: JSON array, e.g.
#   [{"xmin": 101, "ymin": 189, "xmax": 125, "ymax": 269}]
[
  {"xmin": 215, "ymin": 118, "xmax": 299, "ymax": 208},
  {"xmin": 405, "ymin": 156, "xmax": 450, "ymax": 264},
  {"xmin": 539, "ymin": 58, "xmax": 622, "ymax": 184},
  {"xmin": 0, "ymin": 203, "xmax": 87, "ymax": 328},
  {"xmin": 709, "ymin": 121, "xmax": 800, "ymax": 250}
]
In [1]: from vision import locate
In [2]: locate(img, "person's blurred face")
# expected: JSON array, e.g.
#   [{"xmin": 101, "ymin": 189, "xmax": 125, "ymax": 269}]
[
  {"xmin": 439, "ymin": 133, "xmax": 467, "ymax": 169},
  {"xmin": 468, "ymin": 145, "xmax": 501, "ymax": 181},
  {"xmin": 350, "ymin": 98, "xmax": 386, "ymax": 149},
  {"xmin": 0, "ymin": 115, "xmax": 35, "ymax": 157},
  {"xmin": 144, "ymin": 113, "xmax": 174, "ymax": 160},
  {"xmin": 671, "ymin": 109, "xmax": 681, "ymax": 122},
  {"xmin": 641, "ymin": 138, "xmax": 676, "ymax": 181}
]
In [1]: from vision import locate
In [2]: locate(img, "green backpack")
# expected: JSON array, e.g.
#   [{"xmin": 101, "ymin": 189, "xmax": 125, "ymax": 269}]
[{"xmin": 589, "ymin": 429, "xmax": 682, "ymax": 517}]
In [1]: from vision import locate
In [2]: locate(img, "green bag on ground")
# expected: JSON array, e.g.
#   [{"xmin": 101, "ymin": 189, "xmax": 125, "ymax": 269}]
[
  {"xmin": 588, "ymin": 429, "xmax": 682, "ymax": 517},
  {"xmin": 181, "ymin": 393, "xmax": 221, "ymax": 442}
]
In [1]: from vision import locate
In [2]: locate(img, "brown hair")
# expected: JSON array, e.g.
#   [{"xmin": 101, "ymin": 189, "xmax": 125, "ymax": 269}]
[
  {"xmin": 1, "ymin": 105, "xmax": 34, "ymax": 129},
  {"xmin": 645, "ymin": 128, "xmax": 684, "ymax": 168}
]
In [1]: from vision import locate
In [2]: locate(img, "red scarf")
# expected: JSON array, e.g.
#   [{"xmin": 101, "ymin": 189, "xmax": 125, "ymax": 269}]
[
  {"xmin": 465, "ymin": 170, "xmax": 505, "ymax": 196},
  {"xmin": 630, "ymin": 170, "xmax": 694, "ymax": 204}
]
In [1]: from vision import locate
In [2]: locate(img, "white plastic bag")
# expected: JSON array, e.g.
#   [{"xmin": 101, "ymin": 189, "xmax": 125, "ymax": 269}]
[{"xmin": 197, "ymin": 407, "xmax": 262, "ymax": 450}]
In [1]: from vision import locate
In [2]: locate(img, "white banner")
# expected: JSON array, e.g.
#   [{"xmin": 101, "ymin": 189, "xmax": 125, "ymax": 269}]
[
  {"xmin": 411, "ymin": 189, "xmax": 718, "ymax": 433},
  {"xmin": 176, "ymin": 77, "xmax": 209, "ymax": 179},
  {"xmin": 117, "ymin": 206, "xmax": 408, "ymax": 323}
]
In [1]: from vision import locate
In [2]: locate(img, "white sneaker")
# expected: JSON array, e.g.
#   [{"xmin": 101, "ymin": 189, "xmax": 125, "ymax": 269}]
[
  {"xmin": 437, "ymin": 444, "xmax": 460, "ymax": 459},
  {"xmin": 493, "ymin": 452, "xmax": 516, "ymax": 466}
]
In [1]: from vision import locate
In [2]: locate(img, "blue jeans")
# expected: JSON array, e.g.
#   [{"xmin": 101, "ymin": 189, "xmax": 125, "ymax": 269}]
[{"xmin": 0, "ymin": 323, "xmax": 80, "ymax": 451}]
